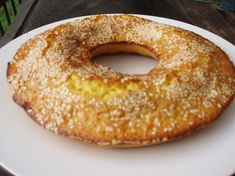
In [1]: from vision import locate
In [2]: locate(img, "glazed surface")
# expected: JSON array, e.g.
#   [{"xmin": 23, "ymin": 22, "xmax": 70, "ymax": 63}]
[{"xmin": 7, "ymin": 15, "xmax": 235, "ymax": 146}]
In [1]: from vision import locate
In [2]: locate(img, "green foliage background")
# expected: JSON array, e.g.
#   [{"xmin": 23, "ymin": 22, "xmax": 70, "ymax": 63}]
[{"xmin": 0, "ymin": 0, "xmax": 20, "ymax": 33}]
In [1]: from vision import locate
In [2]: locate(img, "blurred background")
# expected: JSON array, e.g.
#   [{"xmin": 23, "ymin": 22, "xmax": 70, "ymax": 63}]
[{"xmin": 0, "ymin": 0, "xmax": 234, "ymax": 40}]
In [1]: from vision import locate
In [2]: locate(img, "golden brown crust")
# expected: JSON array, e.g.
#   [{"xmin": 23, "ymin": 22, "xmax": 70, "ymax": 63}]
[{"xmin": 7, "ymin": 14, "xmax": 235, "ymax": 147}]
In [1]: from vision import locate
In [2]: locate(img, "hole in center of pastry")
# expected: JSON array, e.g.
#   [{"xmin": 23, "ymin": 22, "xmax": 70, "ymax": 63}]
[{"xmin": 91, "ymin": 43, "xmax": 157, "ymax": 74}]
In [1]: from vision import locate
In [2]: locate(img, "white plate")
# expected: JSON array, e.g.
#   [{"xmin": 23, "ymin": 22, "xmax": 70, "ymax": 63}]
[{"xmin": 0, "ymin": 14, "xmax": 235, "ymax": 176}]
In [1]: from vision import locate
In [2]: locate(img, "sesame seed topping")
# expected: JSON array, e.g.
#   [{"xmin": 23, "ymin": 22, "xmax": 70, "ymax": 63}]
[{"xmin": 7, "ymin": 14, "xmax": 235, "ymax": 146}]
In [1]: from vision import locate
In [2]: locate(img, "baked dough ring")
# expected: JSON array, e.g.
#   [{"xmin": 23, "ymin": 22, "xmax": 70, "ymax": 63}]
[{"xmin": 7, "ymin": 14, "xmax": 235, "ymax": 147}]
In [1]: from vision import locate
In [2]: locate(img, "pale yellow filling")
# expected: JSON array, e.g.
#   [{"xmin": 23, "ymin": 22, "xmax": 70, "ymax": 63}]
[
  {"xmin": 67, "ymin": 43, "xmax": 157, "ymax": 100},
  {"xmin": 68, "ymin": 74, "xmax": 139, "ymax": 100}
]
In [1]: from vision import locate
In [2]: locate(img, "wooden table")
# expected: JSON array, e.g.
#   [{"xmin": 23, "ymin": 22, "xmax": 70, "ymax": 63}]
[
  {"xmin": 0, "ymin": 0, "xmax": 235, "ymax": 175},
  {"xmin": 0, "ymin": 0, "xmax": 235, "ymax": 48}
]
